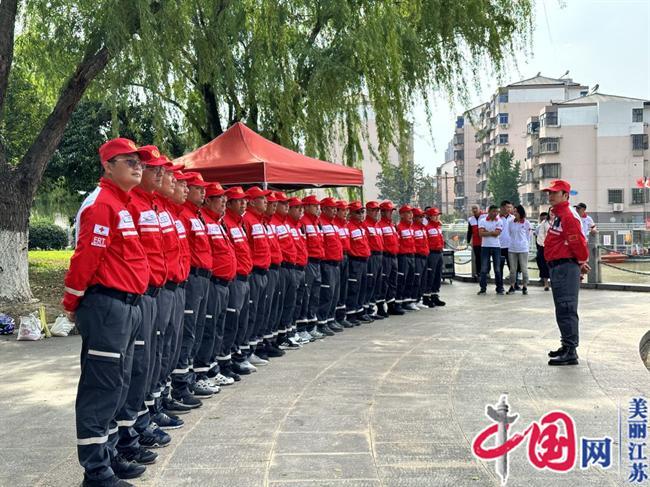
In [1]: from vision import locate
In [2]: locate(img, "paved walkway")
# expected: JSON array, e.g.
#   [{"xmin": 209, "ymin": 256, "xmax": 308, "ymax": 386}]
[{"xmin": 1, "ymin": 282, "xmax": 648, "ymax": 487}]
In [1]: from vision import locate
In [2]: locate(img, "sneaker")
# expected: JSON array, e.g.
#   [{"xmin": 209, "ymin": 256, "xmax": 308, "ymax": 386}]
[
  {"xmin": 220, "ymin": 367, "xmax": 241, "ymax": 382},
  {"xmin": 522, "ymin": 287, "xmax": 528, "ymax": 295},
  {"xmin": 239, "ymin": 360, "xmax": 258, "ymax": 373},
  {"xmin": 265, "ymin": 343, "xmax": 286, "ymax": 357},
  {"xmin": 211, "ymin": 373, "xmax": 235, "ymax": 386},
  {"xmin": 170, "ymin": 393, "xmax": 202, "ymax": 409},
  {"xmin": 377, "ymin": 305, "xmax": 389, "ymax": 318},
  {"xmin": 110, "ymin": 454, "xmax": 147, "ymax": 480},
  {"xmin": 477, "ymin": 289, "xmax": 486, "ymax": 295},
  {"xmin": 309, "ymin": 328, "xmax": 325, "ymax": 339},
  {"xmin": 82, "ymin": 474, "xmax": 135, "ymax": 487},
  {"xmin": 317, "ymin": 325, "xmax": 335, "ymax": 336},
  {"xmin": 249, "ymin": 354, "xmax": 270, "ymax": 366},
  {"xmin": 339, "ymin": 319, "xmax": 355, "ymax": 328},
  {"xmin": 192, "ymin": 379, "xmax": 218, "ymax": 396},
  {"xmin": 431, "ymin": 294, "xmax": 446, "ymax": 306},
  {"xmin": 231, "ymin": 360, "xmax": 253, "ymax": 375},
  {"xmin": 287, "ymin": 334, "xmax": 303, "ymax": 346},
  {"xmin": 162, "ymin": 398, "xmax": 193, "ymax": 415},
  {"xmin": 404, "ymin": 303, "xmax": 419, "ymax": 311},
  {"xmin": 151, "ymin": 412, "xmax": 184, "ymax": 430},
  {"xmin": 279, "ymin": 339, "xmax": 301, "ymax": 350},
  {"xmin": 139, "ymin": 423, "xmax": 171, "ymax": 449},
  {"xmin": 120, "ymin": 446, "xmax": 157, "ymax": 465},
  {"xmin": 416, "ymin": 302, "xmax": 428, "ymax": 309},
  {"xmin": 357, "ymin": 313, "xmax": 373, "ymax": 324},
  {"xmin": 388, "ymin": 304, "xmax": 405, "ymax": 316},
  {"xmin": 506, "ymin": 287, "xmax": 516, "ymax": 295},
  {"xmin": 496, "ymin": 290, "xmax": 505, "ymax": 295},
  {"xmin": 297, "ymin": 331, "xmax": 313, "ymax": 343},
  {"xmin": 328, "ymin": 322, "xmax": 344, "ymax": 332}
]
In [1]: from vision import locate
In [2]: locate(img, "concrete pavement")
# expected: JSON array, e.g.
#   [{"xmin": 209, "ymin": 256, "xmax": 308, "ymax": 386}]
[{"xmin": 0, "ymin": 282, "xmax": 648, "ymax": 486}]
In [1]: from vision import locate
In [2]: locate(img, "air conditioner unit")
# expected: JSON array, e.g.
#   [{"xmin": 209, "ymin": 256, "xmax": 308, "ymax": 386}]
[
  {"xmin": 499, "ymin": 123, "xmax": 509, "ymax": 129},
  {"xmin": 612, "ymin": 203, "xmax": 624, "ymax": 212}
]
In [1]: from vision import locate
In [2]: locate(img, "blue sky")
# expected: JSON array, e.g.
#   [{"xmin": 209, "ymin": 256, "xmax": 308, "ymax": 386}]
[{"xmin": 413, "ymin": 0, "xmax": 650, "ymax": 175}]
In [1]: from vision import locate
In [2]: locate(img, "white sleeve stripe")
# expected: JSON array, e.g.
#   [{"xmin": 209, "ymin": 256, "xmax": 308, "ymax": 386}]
[
  {"xmin": 88, "ymin": 349, "xmax": 120, "ymax": 359},
  {"xmin": 64, "ymin": 286, "xmax": 85, "ymax": 297}
]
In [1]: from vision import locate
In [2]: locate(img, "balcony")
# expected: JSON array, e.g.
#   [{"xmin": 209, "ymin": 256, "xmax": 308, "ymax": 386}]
[
  {"xmin": 523, "ymin": 192, "xmax": 537, "ymax": 206},
  {"xmin": 527, "ymin": 120, "xmax": 540, "ymax": 135},
  {"xmin": 454, "ymin": 150, "xmax": 464, "ymax": 161},
  {"xmin": 537, "ymin": 162, "xmax": 561, "ymax": 180},
  {"xmin": 454, "ymin": 165, "xmax": 464, "ymax": 177},
  {"xmin": 539, "ymin": 138, "xmax": 560, "ymax": 154},
  {"xmin": 454, "ymin": 134, "xmax": 464, "ymax": 146},
  {"xmin": 540, "ymin": 111, "xmax": 558, "ymax": 127},
  {"xmin": 476, "ymin": 180, "xmax": 487, "ymax": 193},
  {"xmin": 455, "ymin": 182, "xmax": 465, "ymax": 195},
  {"xmin": 454, "ymin": 197, "xmax": 466, "ymax": 211},
  {"xmin": 632, "ymin": 134, "xmax": 648, "ymax": 155}
]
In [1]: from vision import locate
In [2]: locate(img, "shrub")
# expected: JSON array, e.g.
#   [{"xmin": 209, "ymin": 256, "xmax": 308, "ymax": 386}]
[{"xmin": 29, "ymin": 221, "xmax": 68, "ymax": 250}]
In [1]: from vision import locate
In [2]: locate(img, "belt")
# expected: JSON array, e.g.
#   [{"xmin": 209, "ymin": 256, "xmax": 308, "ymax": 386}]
[
  {"xmin": 295, "ymin": 265, "xmax": 305, "ymax": 271},
  {"xmin": 190, "ymin": 266, "xmax": 211, "ymax": 278},
  {"xmin": 87, "ymin": 285, "xmax": 142, "ymax": 306},
  {"xmin": 399, "ymin": 253, "xmax": 415, "ymax": 257},
  {"xmin": 371, "ymin": 250, "xmax": 382, "ymax": 256},
  {"xmin": 281, "ymin": 262, "xmax": 295, "ymax": 269},
  {"xmin": 308, "ymin": 257, "xmax": 321, "ymax": 264},
  {"xmin": 236, "ymin": 274, "xmax": 249, "ymax": 282},
  {"xmin": 253, "ymin": 267, "xmax": 268, "ymax": 276},
  {"xmin": 349, "ymin": 255, "xmax": 368, "ymax": 262},
  {"xmin": 211, "ymin": 276, "xmax": 231, "ymax": 286},
  {"xmin": 322, "ymin": 259, "xmax": 339, "ymax": 266},
  {"xmin": 164, "ymin": 280, "xmax": 179, "ymax": 291},
  {"xmin": 383, "ymin": 251, "xmax": 396, "ymax": 258},
  {"xmin": 145, "ymin": 285, "xmax": 161, "ymax": 297},
  {"xmin": 270, "ymin": 263, "xmax": 280, "ymax": 270},
  {"xmin": 548, "ymin": 258, "xmax": 578, "ymax": 268},
  {"xmin": 429, "ymin": 250, "xmax": 442, "ymax": 255}
]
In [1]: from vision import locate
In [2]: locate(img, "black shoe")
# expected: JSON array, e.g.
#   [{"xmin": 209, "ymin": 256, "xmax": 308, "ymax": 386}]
[
  {"xmin": 514, "ymin": 284, "xmax": 521, "ymax": 291},
  {"xmin": 548, "ymin": 346, "xmax": 567, "ymax": 358},
  {"xmin": 318, "ymin": 325, "xmax": 335, "ymax": 336},
  {"xmin": 329, "ymin": 322, "xmax": 344, "ymax": 332},
  {"xmin": 506, "ymin": 287, "xmax": 516, "ymax": 295},
  {"xmin": 82, "ymin": 474, "xmax": 134, "ymax": 487},
  {"xmin": 120, "ymin": 446, "xmax": 158, "ymax": 465},
  {"xmin": 370, "ymin": 314, "xmax": 385, "ymax": 320},
  {"xmin": 496, "ymin": 290, "xmax": 505, "ymax": 295},
  {"xmin": 358, "ymin": 314, "xmax": 373, "ymax": 324},
  {"xmin": 152, "ymin": 411, "xmax": 184, "ymax": 430},
  {"xmin": 377, "ymin": 305, "xmax": 389, "ymax": 318},
  {"xmin": 431, "ymin": 294, "xmax": 446, "ymax": 306},
  {"xmin": 139, "ymin": 423, "xmax": 172, "ymax": 449},
  {"xmin": 548, "ymin": 347, "xmax": 579, "ymax": 366},
  {"xmin": 221, "ymin": 368, "xmax": 241, "ymax": 382},
  {"xmin": 477, "ymin": 289, "xmax": 486, "ymax": 295},
  {"xmin": 255, "ymin": 349, "xmax": 270, "ymax": 360},
  {"xmin": 231, "ymin": 361, "xmax": 252, "ymax": 375},
  {"xmin": 111, "ymin": 454, "xmax": 146, "ymax": 480},
  {"xmin": 172, "ymin": 393, "xmax": 203, "ymax": 408},
  {"xmin": 265, "ymin": 343, "xmax": 286, "ymax": 357},
  {"xmin": 340, "ymin": 319, "xmax": 355, "ymax": 328},
  {"xmin": 389, "ymin": 304, "xmax": 405, "ymax": 315},
  {"xmin": 163, "ymin": 398, "xmax": 193, "ymax": 415},
  {"xmin": 522, "ymin": 287, "xmax": 528, "ymax": 295}
]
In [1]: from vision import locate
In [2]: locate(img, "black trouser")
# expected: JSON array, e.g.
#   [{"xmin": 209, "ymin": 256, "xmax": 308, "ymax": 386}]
[
  {"xmin": 278, "ymin": 266, "xmax": 296, "ymax": 334},
  {"xmin": 195, "ymin": 279, "xmax": 230, "ymax": 379},
  {"xmin": 549, "ymin": 261, "xmax": 580, "ymax": 348},
  {"xmin": 246, "ymin": 269, "xmax": 268, "ymax": 349},
  {"xmin": 361, "ymin": 253, "xmax": 382, "ymax": 310},
  {"xmin": 472, "ymin": 245, "xmax": 482, "ymax": 278},
  {"xmin": 293, "ymin": 267, "xmax": 307, "ymax": 331},
  {"xmin": 269, "ymin": 266, "xmax": 285, "ymax": 336},
  {"xmin": 171, "ymin": 273, "xmax": 209, "ymax": 397},
  {"xmin": 318, "ymin": 261, "xmax": 340, "ymax": 326},
  {"xmin": 500, "ymin": 248, "xmax": 510, "ymax": 279},
  {"xmin": 116, "ymin": 293, "xmax": 156, "ymax": 453},
  {"xmin": 218, "ymin": 278, "xmax": 248, "ymax": 367},
  {"xmin": 229, "ymin": 275, "xmax": 251, "ymax": 355},
  {"xmin": 260, "ymin": 267, "xmax": 279, "ymax": 340},
  {"xmin": 75, "ymin": 290, "xmax": 141, "ymax": 482},
  {"xmin": 382, "ymin": 253, "xmax": 398, "ymax": 305},
  {"xmin": 372, "ymin": 253, "xmax": 385, "ymax": 310},
  {"xmin": 396, "ymin": 254, "xmax": 415, "ymax": 304},
  {"xmin": 346, "ymin": 257, "xmax": 367, "ymax": 315},
  {"xmin": 163, "ymin": 286, "xmax": 185, "ymax": 400},
  {"xmin": 301, "ymin": 260, "xmax": 321, "ymax": 327},
  {"xmin": 536, "ymin": 243, "xmax": 550, "ymax": 279},
  {"xmin": 335, "ymin": 256, "xmax": 349, "ymax": 322},
  {"xmin": 146, "ymin": 288, "xmax": 174, "ymax": 414},
  {"xmin": 412, "ymin": 255, "xmax": 427, "ymax": 301},
  {"xmin": 425, "ymin": 251, "xmax": 443, "ymax": 296}
]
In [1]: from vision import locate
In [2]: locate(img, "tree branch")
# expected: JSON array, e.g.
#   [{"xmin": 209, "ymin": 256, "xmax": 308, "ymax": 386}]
[{"xmin": 0, "ymin": 0, "xmax": 18, "ymax": 116}]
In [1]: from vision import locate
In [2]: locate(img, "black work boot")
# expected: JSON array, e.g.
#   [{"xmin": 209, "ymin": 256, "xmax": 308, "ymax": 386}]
[
  {"xmin": 388, "ymin": 302, "xmax": 405, "ymax": 316},
  {"xmin": 431, "ymin": 294, "xmax": 446, "ymax": 306},
  {"xmin": 377, "ymin": 304, "xmax": 389, "ymax": 318},
  {"xmin": 548, "ymin": 347, "xmax": 579, "ymax": 366}
]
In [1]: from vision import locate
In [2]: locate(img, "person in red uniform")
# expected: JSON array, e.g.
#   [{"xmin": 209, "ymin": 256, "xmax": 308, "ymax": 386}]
[
  {"xmin": 411, "ymin": 208, "xmax": 430, "ymax": 308},
  {"xmin": 466, "ymin": 204, "xmax": 484, "ymax": 280},
  {"xmin": 195, "ymin": 182, "xmax": 237, "ymax": 389},
  {"xmin": 221, "ymin": 186, "xmax": 256, "ymax": 376},
  {"xmin": 64, "ymin": 138, "xmax": 153, "ymax": 486},
  {"xmin": 378, "ymin": 201, "xmax": 402, "ymax": 315},
  {"xmin": 299, "ymin": 194, "xmax": 325, "ymax": 338},
  {"xmin": 317, "ymin": 197, "xmax": 344, "ymax": 335},
  {"xmin": 271, "ymin": 192, "xmax": 301, "ymax": 349},
  {"xmin": 424, "ymin": 207, "xmax": 446, "ymax": 308},
  {"xmin": 287, "ymin": 198, "xmax": 312, "ymax": 342},
  {"xmin": 396, "ymin": 204, "xmax": 418, "ymax": 311},
  {"xmin": 116, "ymin": 147, "xmax": 174, "ymax": 461},
  {"xmin": 345, "ymin": 201, "xmax": 372, "ymax": 325},
  {"xmin": 362, "ymin": 201, "xmax": 384, "ymax": 320},
  {"xmin": 170, "ymin": 172, "xmax": 214, "ymax": 403},
  {"xmin": 542, "ymin": 180, "xmax": 590, "ymax": 366},
  {"xmin": 333, "ymin": 200, "xmax": 353, "ymax": 327},
  {"xmin": 241, "ymin": 186, "xmax": 273, "ymax": 365},
  {"xmin": 258, "ymin": 191, "xmax": 286, "ymax": 358}
]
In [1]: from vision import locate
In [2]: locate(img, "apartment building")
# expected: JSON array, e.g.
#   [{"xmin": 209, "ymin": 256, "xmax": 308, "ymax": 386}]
[
  {"xmin": 521, "ymin": 93, "xmax": 650, "ymax": 222},
  {"xmin": 451, "ymin": 107, "xmax": 480, "ymax": 214},
  {"xmin": 436, "ymin": 158, "xmax": 456, "ymax": 215}
]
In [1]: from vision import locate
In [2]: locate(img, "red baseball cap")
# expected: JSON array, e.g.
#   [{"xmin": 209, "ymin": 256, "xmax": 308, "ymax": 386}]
[
  {"xmin": 183, "ymin": 172, "xmax": 210, "ymax": 187},
  {"xmin": 379, "ymin": 201, "xmax": 395, "ymax": 211},
  {"xmin": 348, "ymin": 201, "xmax": 364, "ymax": 212},
  {"xmin": 165, "ymin": 159, "xmax": 185, "ymax": 171},
  {"xmin": 301, "ymin": 194, "xmax": 320, "ymax": 206},
  {"xmin": 320, "ymin": 197, "xmax": 337, "ymax": 208},
  {"xmin": 225, "ymin": 186, "xmax": 247, "ymax": 200},
  {"xmin": 542, "ymin": 179, "xmax": 571, "ymax": 193},
  {"xmin": 288, "ymin": 197, "xmax": 303, "ymax": 207},
  {"xmin": 206, "ymin": 183, "xmax": 226, "ymax": 198},
  {"xmin": 246, "ymin": 186, "xmax": 272, "ymax": 200},
  {"xmin": 274, "ymin": 191, "xmax": 290, "ymax": 202},
  {"xmin": 399, "ymin": 204, "xmax": 413, "ymax": 214},
  {"xmin": 173, "ymin": 171, "xmax": 193, "ymax": 181},
  {"xmin": 366, "ymin": 201, "xmax": 380, "ymax": 210},
  {"xmin": 266, "ymin": 192, "xmax": 278, "ymax": 203},
  {"xmin": 412, "ymin": 208, "xmax": 424, "ymax": 217},
  {"xmin": 336, "ymin": 200, "xmax": 348, "ymax": 210},
  {"xmin": 99, "ymin": 138, "xmax": 156, "ymax": 164},
  {"xmin": 426, "ymin": 207, "xmax": 441, "ymax": 217},
  {"xmin": 138, "ymin": 145, "xmax": 169, "ymax": 166}
]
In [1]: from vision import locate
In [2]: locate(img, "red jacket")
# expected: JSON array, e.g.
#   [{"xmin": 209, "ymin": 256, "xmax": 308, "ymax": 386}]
[
  {"xmin": 178, "ymin": 201, "xmax": 212, "ymax": 270},
  {"xmin": 412, "ymin": 221, "xmax": 430, "ymax": 256},
  {"xmin": 288, "ymin": 216, "xmax": 309, "ymax": 266},
  {"xmin": 378, "ymin": 217, "xmax": 399, "ymax": 255},
  {"xmin": 156, "ymin": 197, "xmax": 184, "ymax": 284},
  {"xmin": 63, "ymin": 178, "xmax": 149, "ymax": 311},
  {"xmin": 320, "ymin": 215, "xmax": 343, "ymax": 261},
  {"xmin": 396, "ymin": 221, "xmax": 416, "ymax": 254},
  {"xmin": 334, "ymin": 216, "xmax": 350, "ymax": 253},
  {"xmin": 223, "ymin": 208, "xmax": 253, "ymax": 276},
  {"xmin": 364, "ymin": 218, "xmax": 384, "ymax": 252},
  {"xmin": 127, "ymin": 186, "xmax": 167, "ymax": 287},
  {"xmin": 301, "ymin": 212, "xmax": 324, "ymax": 259},
  {"xmin": 203, "ymin": 208, "xmax": 237, "ymax": 281},
  {"xmin": 166, "ymin": 200, "xmax": 191, "ymax": 282},
  {"xmin": 347, "ymin": 219, "xmax": 371, "ymax": 258},
  {"xmin": 425, "ymin": 220, "xmax": 444, "ymax": 251},
  {"xmin": 264, "ymin": 215, "xmax": 283, "ymax": 266},
  {"xmin": 272, "ymin": 214, "xmax": 297, "ymax": 264},
  {"xmin": 242, "ymin": 208, "xmax": 271, "ymax": 270},
  {"xmin": 467, "ymin": 214, "xmax": 483, "ymax": 246},
  {"xmin": 544, "ymin": 201, "xmax": 589, "ymax": 263}
]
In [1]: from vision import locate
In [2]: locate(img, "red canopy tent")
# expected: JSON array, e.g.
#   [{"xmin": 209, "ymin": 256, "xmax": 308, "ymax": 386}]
[{"xmin": 174, "ymin": 122, "xmax": 363, "ymax": 189}]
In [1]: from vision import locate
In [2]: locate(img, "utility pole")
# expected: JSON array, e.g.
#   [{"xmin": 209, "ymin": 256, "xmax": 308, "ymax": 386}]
[{"xmin": 444, "ymin": 171, "xmax": 449, "ymax": 215}]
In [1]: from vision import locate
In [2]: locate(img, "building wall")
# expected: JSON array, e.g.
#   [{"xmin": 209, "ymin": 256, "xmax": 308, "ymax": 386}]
[{"xmin": 438, "ymin": 160, "xmax": 456, "ymax": 215}]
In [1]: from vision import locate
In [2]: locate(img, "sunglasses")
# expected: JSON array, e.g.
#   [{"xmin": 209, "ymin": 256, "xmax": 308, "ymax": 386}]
[
  {"xmin": 145, "ymin": 165, "xmax": 165, "ymax": 175},
  {"xmin": 112, "ymin": 157, "xmax": 145, "ymax": 170}
]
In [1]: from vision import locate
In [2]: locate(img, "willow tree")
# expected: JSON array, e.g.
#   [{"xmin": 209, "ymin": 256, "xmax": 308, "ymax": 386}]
[{"xmin": 0, "ymin": 0, "xmax": 533, "ymax": 303}]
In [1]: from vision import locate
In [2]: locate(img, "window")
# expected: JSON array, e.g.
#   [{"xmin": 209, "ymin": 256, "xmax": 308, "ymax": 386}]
[
  {"xmin": 538, "ymin": 163, "xmax": 561, "ymax": 179},
  {"xmin": 633, "ymin": 108, "xmax": 643, "ymax": 123},
  {"xmin": 608, "ymin": 189, "xmax": 624, "ymax": 204},
  {"xmin": 498, "ymin": 134, "xmax": 509, "ymax": 145},
  {"xmin": 632, "ymin": 188, "xmax": 648, "ymax": 205},
  {"xmin": 632, "ymin": 134, "xmax": 649, "ymax": 151},
  {"xmin": 580, "ymin": 91, "xmax": 588, "ymax": 97},
  {"xmin": 498, "ymin": 113, "xmax": 509, "ymax": 124},
  {"xmin": 539, "ymin": 192, "xmax": 549, "ymax": 205},
  {"xmin": 539, "ymin": 137, "xmax": 560, "ymax": 154},
  {"xmin": 540, "ymin": 111, "xmax": 558, "ymax": 127},
  {"xmin": 527, "ymin": 121, "xmax": 540, "ymax": 134},
  {"xmin": 498, "ymin": 92, "xmax": 508, "ymax": 103},
  {"xmin": 526, "ymin": 146, "xmax": 533, "ymax": 159}
]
